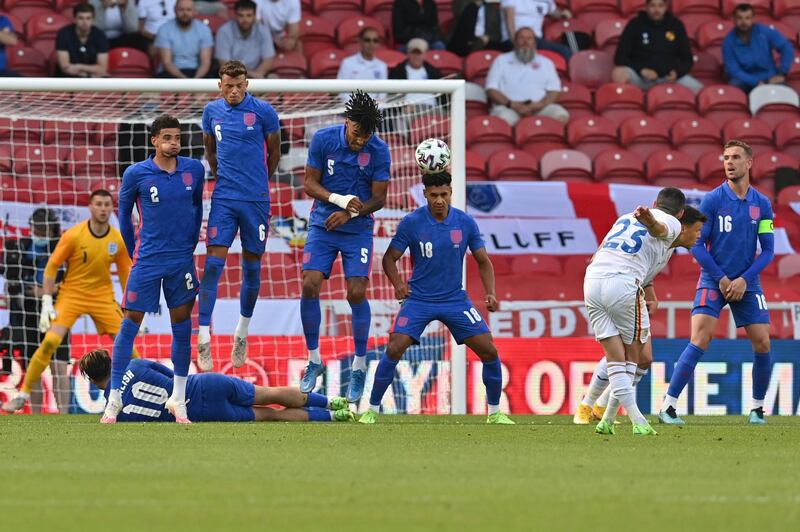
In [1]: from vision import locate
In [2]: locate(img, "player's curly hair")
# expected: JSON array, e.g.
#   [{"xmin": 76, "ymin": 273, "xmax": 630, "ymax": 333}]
[
  {"xmin": 344, "ymin": 90, "xmax": 383, "ymax": 135},
  {"xmin": 79, "ymin": 349, "xmax": 111, "ymax": 384},
  {"xmin": 422, "ymin": 171, "xmax": 452, "ymax": 188},
  {"xmin": 150, "ymin": 115, "xmax": 181, "ymax": 137}
]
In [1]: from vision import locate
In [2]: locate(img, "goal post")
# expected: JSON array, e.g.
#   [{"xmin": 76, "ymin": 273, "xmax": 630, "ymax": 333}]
[{"xmin": 0, "ymin": 77, "xmax": 468, "ymax": 415}]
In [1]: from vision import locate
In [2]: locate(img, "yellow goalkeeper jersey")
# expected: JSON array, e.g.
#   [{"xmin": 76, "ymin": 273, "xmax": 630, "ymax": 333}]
[{"xmin": 44, "ymin": 221, "xmax": 131, "ymax": 300}]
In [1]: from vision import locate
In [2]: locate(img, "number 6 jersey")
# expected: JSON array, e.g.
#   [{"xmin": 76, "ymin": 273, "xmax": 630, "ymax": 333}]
[{"xmin": 586, "ymin": 208, "xmax": 682, "ymax": 284}]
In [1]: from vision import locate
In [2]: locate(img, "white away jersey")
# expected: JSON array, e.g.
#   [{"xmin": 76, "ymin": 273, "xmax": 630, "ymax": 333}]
[{"xmin": 585, "ymin": 209, "xmax": 681, "ymax": 283}]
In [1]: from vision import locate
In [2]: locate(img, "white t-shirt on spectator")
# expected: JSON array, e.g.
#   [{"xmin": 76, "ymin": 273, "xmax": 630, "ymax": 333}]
[
  {"xmin": 404, "ymin": 64, "xmax": 436, "ymax": 107},
  {"xmin": 337, "ymin": 53, "xmax": 388, "ymax": 101},
  {"xmin": 104, "ymin": 6, "xmax": 124, "ymax": 39},
  {"xmin": 256, "ymin": 0, "xmax": 301, "ymax": 37},
  {"xmin": 485, "ymin": 51, "xmax": 561, "ymax": 102},
  {"xmin": 476, "ymin": 4, "xmax": 509, "ymax": 42},
  {"xmin": 500, "ymin": 0, "xmax": 555, "ymax": 38},
  {"xmin": 138, "ymin": 0, "xmax": 177, "ymax": 37}
]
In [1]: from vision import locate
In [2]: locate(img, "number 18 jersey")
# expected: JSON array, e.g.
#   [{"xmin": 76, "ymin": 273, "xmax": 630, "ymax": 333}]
[{"xmin": 586, "ymin": 209, "xmax": 681, "ymax": 283}]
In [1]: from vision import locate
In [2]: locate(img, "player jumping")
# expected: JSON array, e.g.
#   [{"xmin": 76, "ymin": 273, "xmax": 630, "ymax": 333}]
[
  {"xmin": 299, "ymin": 90, "xmax": 390, "ymax": 403},
  {"xmin": 101, "ymin": 115, "xmax": 205, "ymax": 424},
  {"xmin": 197, "ymin": 60, "xmax": 281, "ymax": 371},
  {"xmin": 2, "ymin": 191, "xmax": 136, "ymax": 413},
  {"xmin": 79, "ymin": 349, "xmax": 354, "ymax": 422},
  {"xmin": 583, "ymin": 187, "xmax": 707, "ymax": 435},
  {"xmin": 359, "ymin": 171, "xmax": 514, "ymax": 424},
  {"xmin": 659, "ymin": 140, "xmax": 775, "ymax": 426}
]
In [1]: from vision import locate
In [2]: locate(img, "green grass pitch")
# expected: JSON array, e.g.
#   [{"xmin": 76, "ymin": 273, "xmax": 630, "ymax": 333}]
[{"xmin": 3, "ymin": 415, "xmax": 799, "ymax": 531}]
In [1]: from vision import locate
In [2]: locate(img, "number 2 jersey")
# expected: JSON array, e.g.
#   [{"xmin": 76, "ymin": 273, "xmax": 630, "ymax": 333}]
[{"xmin": 586, "ymin": 208, "xmax": 682, "ymax": 285}]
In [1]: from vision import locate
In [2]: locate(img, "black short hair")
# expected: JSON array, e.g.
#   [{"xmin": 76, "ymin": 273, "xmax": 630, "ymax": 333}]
[
  {"xmin": 655, "ymin": 187, "xmax": 686, "ymax": 216},
  {"xmin": 344, "ymin": 90, "xmax": 383, "ymax": 135},
  {"xmin": 422, "ymin": 171, "xmax": 452, "ymax": 188},
  {"xmin": 150, "ymin": 115, "xmax": 181, "ymax": 138},
  {"xmin": 73, "ymin": 2, "xmax": 94, "ymax": 17},
  {"xmin": 90, "ymin": 189, "xmax": 113, "ymax": 202},
  {"xmin": 235, "ymin": 0, "xmax": 257, "ymax": 12},
  {"xmin": 680, "ymin": 205, "xmax": 707, "ymax": 226},
  {"xmin": 733, "ymin": 3, "xmax": 753, "ymax": 15}
]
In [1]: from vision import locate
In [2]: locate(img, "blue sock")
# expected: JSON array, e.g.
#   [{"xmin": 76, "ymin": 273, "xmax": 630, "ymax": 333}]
[
  {"xmin": 752, "ymin": 351, "xmax": 771, "ymax": 402},
  {"xmin": 171, "ymin": 319, "xmax": 192, "ymax": 377},
  {"xmin": 110, "ymin": 318, "xmax": 140, "ymax": 390},
  {"xmin": 666, "ymin": 343, "xmax": 705, "ymax": 399},
  {"xmin": 350, "ymin": 300, "xmax": 371, "ymax": 359},
  {"xmin": 198, "ymin": 255, "xmax": 225, "ymax": 326},
  {"xmin": 306, "ymin": 392, "xmax": 329, "ymax": 408},
  {"xmin": 307, "ymin": 408, "xmax": 332, "ymax": 422},
  {"xmin": 300, "ymin": 297, "xmax": 321, "ymax": 351},
  {"xmin": 240, "ymin": 259, "xmax": 260, "ymax": 319},
  {"xmin": 482, "ymin": 357, "xmax": 503, "ymax": 407},
  {"xmin": 369, "ymin": 353, "xmax": 399, "ymax": 408}
]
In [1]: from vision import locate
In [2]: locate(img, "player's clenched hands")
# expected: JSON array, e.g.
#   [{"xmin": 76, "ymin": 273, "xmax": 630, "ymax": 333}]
[
  {"xmin": 718, "ymin": 276, "xmax": 732, "ymax": 297},
  {"xmin": 394, "ymin": 282, "xmax": 410, "ymax": 302},
  {"xmin": 633, "ymin": 205, "xmax": 656, "ymax": 227},
  {"xmin": 345, "ymin": 197, "xmax": 363, "ymax": 213},
  {"xmin": 726, "ymin": 278, "xmax": 747, "ymax": 302},
  {"xmin": 325, "ymin": 211, "xmax": 352, "ymax": 231},
  {"xmin": 485, "ymin": 294, "xmax": 498, "ymax": 312}
]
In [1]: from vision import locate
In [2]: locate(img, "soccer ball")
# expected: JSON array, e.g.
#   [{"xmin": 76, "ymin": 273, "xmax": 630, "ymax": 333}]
[{"xmin": 415, "ymin": 138, "xmax": 451, "ymax": 174}]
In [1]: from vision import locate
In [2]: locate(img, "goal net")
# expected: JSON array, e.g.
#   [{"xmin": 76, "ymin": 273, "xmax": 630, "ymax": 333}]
[{"xmin": 0, "ymin": 78, "xmax": 467, "ymax": 416}]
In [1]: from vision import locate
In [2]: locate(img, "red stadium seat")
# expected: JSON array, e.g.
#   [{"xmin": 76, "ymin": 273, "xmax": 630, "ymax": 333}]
[
  {"xmin": 0, "ymin": 11, "xmax": 24, "ymax": 37},
  {"xmin": 269, "ymin": 51, "xmax": 308, "ymax": 78},
  {"xmin": 559, "ymin": 82, "xmax": 593, "ymax": 119},
  {"xmin": 669, "ymin": 253, "xmax": 701, "ymax": 284},
  {"xmin": 487, "ymin": 150, "xmax": 539, "ymax": 181},
  {"xmin": 196, "ymin": 14, "xmax": 226, "ymax": 34},
  {"xmin": 540, "ymin": 149, "xmax": 593, "ymax": 181},
  {"xmin": 308, "ymin": 48, "xmax": 346, "ymax": 78},
  {"xmin": 538, "ymin": 49, "xmax": 567, "ymax": 77},
  {"xmin": 299, "ymin": 15, "xmax": 336, "ymax": 58},
  {"xmin": 594, "ymin": 82, "xmax": 645, "ymax": 125},
  {"xmin": 54, "ymin": 0, "xmax": 82, "ymax": 13},
  {"xmin": 269, "ymin": 182, "xmax": 295, "ymax": 218},
  {"xmin": 363, "ymin": 0, "xmax": 393, "ymax": 35},
  {"xmin": 0, "ymin": 145, "xmax": 11, "ymax": 172},
  {"xmin": 778, "ymin": 254, "xmax": 800, "ymax": 281},
  {"xmin": 465, "ymin": 81, "xmax": 488, "ymax": 120},
  {"xmin": 721, "ymin": 0, "xmax": 770, "ymax": 17},
  {"xmin": 619, "ymin": 116, "xmax": 671, "ymax": 159},
  {"xmin": 464, "ymin": 50, "xmax": 500, "ymax": 85},
  {"xmin": 510, "ymin": 255, "xmax": 562, "ymax": 276},
  {"xmin": 311, "ymin": 0, "xmax": 363, "ymax": 26},
  {"xmin": 696, "ymin": 150, "xmax": 725, "ymax": 182},
  {"xmin": 1, "ymin": 118, "xmax": 42, "ymax": 142},
  {"xmin": 25, "ymin": 12, "xmax": 69, "ymax": 42},
  {"xmin": 12, "ymin": 143, "xmax": 63, "ymax": 176},
  {"xmin": 593, "ymin": 149, "xmax": 646, "ymax": 182},
  {"xmin": 646, "ymin": 150, "xmax": 697, "ymax": 182},
  {"xmin": 691, "ymin": 51, "xmax": 723, "ymax": 85},
  {"xmin": 409, "ymin": 114, "xmax": 449, "ymax": 145},
  {"xmin": 465, "ymin": 150, "xmax": 487, "ymax": 181},
  {"xmin": 569, "ymin": 50, "xmax": 613, "ymax": 89},
  {"xmin": 566, "ymin": 115, "xmax": 619, "ymax": 158},
  {"xmin": 514, "ymin": 116, "xmax": 567, "ymax": 159},
  {"xmin": 594, "ymin": 18, "xmax": 627, "ymax": 51},
  {"xmin": 618, "ymin": 0, "xmax": 645, "ymax": 16},
  {"xmin": 466, "ymin": 115, "xmax": 513, "ymax": 159},
  {"xmin": 374, "ymin": 48, "xmax": 405, "ymax": 68},
  {"xmin": 570, "ymin": 0, "xmax": 619, "ymax": 16},
  {"xmin": 774, "ymin": 0, "xmax": 800, "ymax": 30},
  {"xmin": 671, "ymin": 0, "xmax": 720, "ymax": 15},
  {"xmin": 336, "ymin": 16, "xmax": 385, "ymax": 47},
  {"xmin": 69, "ymin": 145, "xmax": 117, "ymax": 178},
  {"xmin": 562, "ymin": 255, "xmax": 592, "ymax": 281},
  {"xmin": 6, "ymin": 46, "xmax": 48, "ymax": 76},
  {"xmin": 108, "ymin": 47, "xmax": 152, "ymax": 77},
  {"xmin": 425, "ymin": 50, "xmax": 463, "ymax": 78},
  {"xmin": 750, "ymin": 85, "xmax": 800, "ymax": 128},
  {"xmin": 697, "ymin": 84, "xmax": 749, "ymax": 127},
  {"xmin": 672, "ymin": 117, "xmax": 722, "ymax": 159},
  {"xmin": 41, "ymin": 120, "xmax": 96, "ymax": 146},
  {"xmin": 646, "ymin": 83, "xmax": 698, "ymax": 125},
  {"xmin": 696, "ymin": 19, "xmax": 734, "ymax": 51},
  {"xmin": 762, "ymin": 20, "xmax": 796, "ymax": 42},
  {"xmin": 543, "ymin": 17, "xmax": 591, "ymax": 43},
  {"xmin": 6, "ymin": 5, "xmax": 54, "ymax": 23},
  {"xmin": 775, "ymin": 118, "xmax": 800, "ymax": 161},
  {"xmin": 721, "ymin": 118, "xmax": 774, "ymax": 151},
  {"xmin": 776, "ymin": 184, "xmax": 800, "ymax": 208},
  {"xmin": 752, "ymin": 152, "xmax": 799, "ymax": 183}
]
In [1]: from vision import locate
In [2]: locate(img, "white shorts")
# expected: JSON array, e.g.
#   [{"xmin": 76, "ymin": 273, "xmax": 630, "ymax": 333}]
[{"xmin": 583, "ymin": 276, "xmax": 650, "ymax": 345}]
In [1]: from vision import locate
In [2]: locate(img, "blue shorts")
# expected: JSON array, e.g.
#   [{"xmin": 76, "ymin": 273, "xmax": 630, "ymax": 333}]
[
  {"xmin": 391, "ymin": 297, "xmax": 491, "ymax": 344},
  {"xmin": 692, "ymin": 287, "xmax": 770, "ymax": 328},
  {"xmin": 302, "ymin": 226, "xmax": 373, "ymax": 279},
  {"xmin": 194, "ymin": 373, "xmax": 256, "ymax": 422},
  {"xmin": 207, "ymin": 198, "xmax": 270, "ymax": 255},
  {"xmin": 123, "ymin": 257, "xmax": 198, "ymax": 312}
]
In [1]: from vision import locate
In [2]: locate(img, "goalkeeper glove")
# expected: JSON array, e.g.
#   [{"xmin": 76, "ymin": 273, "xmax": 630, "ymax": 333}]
[{"xmin": 39, "ymin": 294, "xmax": 56, "ymax": 333}]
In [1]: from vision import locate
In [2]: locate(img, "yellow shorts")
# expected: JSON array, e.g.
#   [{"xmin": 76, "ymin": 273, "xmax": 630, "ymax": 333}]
[{"xmin": 53, "ymin": 296, "xmax": 124, "ymax": 335}]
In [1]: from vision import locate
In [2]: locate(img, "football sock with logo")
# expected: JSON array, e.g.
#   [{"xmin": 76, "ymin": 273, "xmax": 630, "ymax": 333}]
[
  {"xmin": 482, "ymin": 357, "xmax": 503, "ymax": 413},
  {"xmin": 301, "ymin": 297, "xmax": 321, "ymax": 363},
  {"xmin": 350, "ymin": 300, "xmax": 371, "ymax": 371},
  {"xmin": 664, "ymin": 343, "xmax": 705, "ymax": 409},
  {"xmin": 369, "ymin": 353, "xmax": 399, "ymax": 412},
  {"xmin": 752, "ymin": 351, "xmax": 771, "ymax": 409},
  {"xmin": 198, "ymin": 255, "xmax": 225, "ymax": 328}
]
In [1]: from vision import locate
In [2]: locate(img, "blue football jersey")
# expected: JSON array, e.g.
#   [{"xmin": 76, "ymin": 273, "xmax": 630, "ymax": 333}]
[
  {"xmin": 306, "ymin": 125, "xmax": 391, "ymax": 235},
  {"xmin": 104, "ymin": 359, "xmax": 202, "ymax": 422},
  {"xmin": 389, "ymin": 206, "xmax": 485, "ymax": 302},
  {"xmin": 201, "ymin": 93, "xmax": 280, "ymax": 202},
  {"xmin": 694, "ymin": 183, "xmax": 774, "ymax": 292},
  {"xmin": 118, "ymin": 156, "xmax": 204, "ymax": 262}
]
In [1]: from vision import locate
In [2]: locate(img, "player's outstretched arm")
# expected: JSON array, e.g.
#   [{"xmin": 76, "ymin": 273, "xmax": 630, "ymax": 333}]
[
  {"xmin": 472, "ymin": 248, "xmax": 498, "ymax": 312},
  {"xmin": 633, "ymin": 206, "xmax": 668, "ymax": 238},
  {"xmin": 382, "ymin": 247, "xmax": 410, "ymax": 301}
]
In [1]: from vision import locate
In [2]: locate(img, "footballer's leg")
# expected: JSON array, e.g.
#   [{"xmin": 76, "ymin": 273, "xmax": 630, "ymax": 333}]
[
  {"xmin": 253, "ymin": 406, "xmax": 354, "ymax": 422},
  {"xmin": 342, "ymin": 232, "xmax": 374, "ymax": 403},
  {"xmin": 163, "ymin": 261, "xmax": 199, "ymax": 424},
  {"xmin": 575, "ymin": 357, "xmax": 608, "ymax": 424},
  {"xmin": 252, "ymin": 384, "xmax": 347, "ymax": 411},
  {"xmin": 743, "ymin": 305, "xmax": 771, "ymax": 424},
  {"xmin": 463, "ymin": 333, "xmax": 515, "ymax": 425},
  {"xmin": 359, "ymin": 331, "xmax": 415, "ymax": 424}
]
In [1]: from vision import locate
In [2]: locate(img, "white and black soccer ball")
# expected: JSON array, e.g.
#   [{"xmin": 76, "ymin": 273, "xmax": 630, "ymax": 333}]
[{"xmin": 415, "ymin": 138, "xmax": 451, "ymax": 174}]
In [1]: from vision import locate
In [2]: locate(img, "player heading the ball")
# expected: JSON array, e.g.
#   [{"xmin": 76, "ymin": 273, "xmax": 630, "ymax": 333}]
[
  {"xmin": 197, "ymin": 60, "xmax": 281, "ymax": 372},
  {"xmin": 102, "ymin": 115, "xmax": 205, "ymax": 424},
  {"xmin": 299, "ymin": 90, "xmax": 390, "ymax": 403},
  {"xmin": 359, "ymin": 170, "xmax": 514, "ymax": 424}
]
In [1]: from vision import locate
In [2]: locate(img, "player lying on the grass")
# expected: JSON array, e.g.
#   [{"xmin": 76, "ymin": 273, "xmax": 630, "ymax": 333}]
[
  {"xmin": 79, "ymin": 349, "xmax": 354, "ymax": 422},
  {"xmin": 359, "ymin": 171, "xmax": 514, "ymax": 425},
  {"xmin": 583, "ymin": 186, "xmax": 707, "ymax": 436},
  {"xmin": 2, "ymin": 190, "xmax": 139, "ymax": 413},
  {"xmin": 659, "ymin": 140, "xmax": 775, "ymax": 426}
]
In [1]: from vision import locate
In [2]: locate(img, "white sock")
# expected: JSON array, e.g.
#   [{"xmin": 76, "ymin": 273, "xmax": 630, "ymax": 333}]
[
  {"xmin": 488, "ymin": 403, "xmax": 500, "ymax": 415},
  {"xmin": 109, "ymin": 389, "xmax": 121, "ymax": 404},
  {"xmin": 198, "ymin": 325, "xmax": 210, "ymax": 344},
  {"xmin": 662, "ymin": 394, "xmax": 678, "ymax": 410},
  {"xmin": 352, "ymin": 355, "xmax": 367, "ymax": 372},
  {"xmin": 752, "ymin": 399, "xmax": 764, "ymax": 410},
  {"xmin": 17, "ymin": 391, "xmax": 31, "ymax": 401},
  {"xmin": 309, "ymin": 348, "xmax": 321, "ymax": 365},
  {"xmin": 235, "ymin": 316, "xmax": 250, "ymax": 338},
  {"xmin": 602, "ymin": 394, "xmax": 621, "ymax": 424},
  {"xmin": 369, "ymin": 403, "xmax": 380, "ymax": 413},
  {"xmin": 172, "ymin": 376, "xmax": 187, "ymax": 402},
  {"xmin": 607, "ymin": 361, "xmax": 647, "ymax": 425},
  {"xmin": 596, "ymin": 387, "xmax": 611, "ymax": 407},
  {"xmin": 581, "ymin": 358, "xmax": 609, "ymax": 407},
  {"xmin": 634, "ymin": 367, "xmax": 648, "ymax": 387}
]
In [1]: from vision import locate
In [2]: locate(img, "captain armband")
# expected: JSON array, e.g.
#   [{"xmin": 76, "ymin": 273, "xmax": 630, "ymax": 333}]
[{"xmin": 758, "ymin": 219, "xmax": 774, "ymax": 234}]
